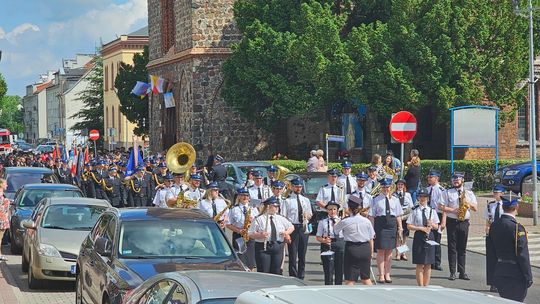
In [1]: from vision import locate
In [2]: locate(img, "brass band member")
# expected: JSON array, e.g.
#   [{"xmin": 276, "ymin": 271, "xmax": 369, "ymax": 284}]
[
  {"xmin": 316, "ymin": 169, "xmax": 343, "ymax": 208},
  {"xmin": 407, "ymin": 188, "xmax": 440, "ymax": 286},
  {"xmin": 152, "ymin": 163, "xmax": 169, "ymax": 191},
  {"xmin": 439, "ymin": 172, "xmax": 477, "ymax": 281},
  {"xmin": 249, "ymin": 197, "xmax": 294, "ymax": 275},
  {"xmin": 316, "ymin": 201, "xmax": 345, "ymax": 285},
  {"xmin": 393, "ymin": 179, "xmax": 414, "ymax": 261},
  {"xmin": 281, "ymin": 178, "xmax": 312, "ymax": 279},
  {"xmin": 263, "ymin": 165, "xmax": 278, "ymax": 186},
  {"xmin": 152, "ymin": 173, "xmax": 174, "ymax": 208},
  {"xmin": 337, "ymin": 161, "xmax": 357, "ymax": 199},
  {"xmin": 426, "ymin": 169, "xmax": 446, "ymax": 271},
  {"xmin": 248, "ymin": 170, "xmax": 271, "ymax": 209},
  {"xmin": 127, "ymin": 166, "xmax": 152, "ymax": 207},
  {"xmin": 365, "ymin": 166, "xmax": 379, "ymax": 194},
  {"xmin": 485, "ymin": 185, "xmax": 507, "ymax": 292},
  {"xmin": 198, "ymin": 182, "xmax": 229, "ymax": 229},
  {"xmin": 350, "ymin": 173, "xmax": 372, "ymax": 216},
  {"xmin": 104, "ymin": 167, "xmax": 127, "ymax": 208},
  {"xmin": 334, "ymin": 195, "xmax": 375, "ymax": 286},
  {"xmin": 226, "ymin": 188, "xmax": 259, "ymax": 270},
  {"xmin": 369, "ymin": 178, "xmax": 403, "ymax": 283},
  {"xmin": 184, "ymin": 174, "xmax": 205, "ymax": 203},
  {"xmin": 91, "ymin": 160, "xmax": 108, "ymax": 199}
]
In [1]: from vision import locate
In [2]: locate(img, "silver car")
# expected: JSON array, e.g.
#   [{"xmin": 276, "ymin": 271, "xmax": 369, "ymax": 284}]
[
  {"xmin": 123, "ymin": 270, "xmax": 306, "ymax": 304},
  {"xmin": 21, "ymin": 197, "xmax": 111, "ymax": 289}
]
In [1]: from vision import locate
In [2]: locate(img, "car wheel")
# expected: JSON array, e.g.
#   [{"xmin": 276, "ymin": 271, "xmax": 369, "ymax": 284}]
[
  {"xmin": 27, "ymin": 261, "xmax": 43, "ymax": 289},
  {"xmin": 10, "ymin": 231, "xmax": 22, "ymax": 254},
  {"xmin": 520, "ymin": 174, "xmax": 540, "ymax": 194},
  {"xmin": 21, "ymin": 252, "xmax": 29, "ymax": 273}
]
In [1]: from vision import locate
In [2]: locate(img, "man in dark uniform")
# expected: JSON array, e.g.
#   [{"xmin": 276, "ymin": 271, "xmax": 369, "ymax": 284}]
[
  {"xmin": 103, "ymin": 167, "xmax": 127, "ymax": 208},
  {"xmin": 53, "ymin": 159, "xmax": 68, "ymax": 184},
  {"xmin": 127, "ymin": 166, "xmax": 152, "ymax": 207},
  {"xmin": 486, "ymin": 199, "xmax": 533, "ymax": 302},
  {"xmin": 152, "ymin": 163, "xmax": 169, "ymax": 191},
  {"xmin": 81, "ymin": 163, "xmax": 96, "ymax": 198},
  {"xmin": 90, "ymin": 160, "xmax": 108, "ymax": 199},
  {"xmin": 485, "ymin": 184, "xmax": 507, "ymax": 292}
]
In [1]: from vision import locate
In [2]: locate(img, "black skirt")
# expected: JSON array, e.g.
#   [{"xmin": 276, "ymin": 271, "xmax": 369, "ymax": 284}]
[
  {"xmin": 374, "ymin": 216, "xmax": 397, "ymax": 250},
  {"xmin": 232, "ymin": 232, "xmax": 256, "ymax": 269},
  {"xmin": 344, "ymin": 241, "xmax": 371, "ymax": 281},
  {"xmin": 412, "ymin": 230, "xmax": 435, "ymax": 265}
]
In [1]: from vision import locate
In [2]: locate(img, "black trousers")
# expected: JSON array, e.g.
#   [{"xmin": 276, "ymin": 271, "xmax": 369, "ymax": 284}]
[
  {"xmin": 255, "ymin": 241, "xmax": 284, "ymax": 275},
  {"xmin": 321, "ymin": 239, "xmax": 345, "ymax": 285},
  {"xmin": 288, "ymin": 224, "xmax": 309, "ymax": 279},
  {"xmin": 446, "ymin": 218, "xmax": 469, "ymax": 274},
  {"xmin": 495, "ymin": 276, "xmax": 528, "ymax": 302},
  {"xmin": 432, "ymin": 212, "xmax": 443, "ymax": 268}
]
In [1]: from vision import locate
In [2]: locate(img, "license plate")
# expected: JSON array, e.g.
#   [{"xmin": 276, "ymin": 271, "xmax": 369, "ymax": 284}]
[{"xmin": 70, "ymin": 265, "xmax": 77, "ymax": 275}]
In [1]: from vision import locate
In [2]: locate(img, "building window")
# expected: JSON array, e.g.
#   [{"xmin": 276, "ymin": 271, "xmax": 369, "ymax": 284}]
[
  {"xmin": 105, "ymin": 66, "xmax": 109, "ymax": 91},
  {"xmin": 112, "ymin": 106, "xmax": 115, "ymax": 131},
  {"xmin": 518, "ymin": 106, "xmax": 527, "ymax": 141},
  {"xmin": 111, "ymin": 62, "xmax": 115, "ymax": 90},
  {"xmin": 118, "ymin": 108, "xmax": 122, "ymax": 134},
  {"xmin": 161, "ymin": 0, "xmax": 175, "ymax": 53},
  {"xmin": 106, "ymin": 106, "xmax": 109, "ymax": 130}
]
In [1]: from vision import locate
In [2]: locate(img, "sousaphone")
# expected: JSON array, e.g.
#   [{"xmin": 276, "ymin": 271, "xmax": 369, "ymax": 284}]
[{"xmin": 166, "ymin": 142, "xmax": 196, "ymax": 174}]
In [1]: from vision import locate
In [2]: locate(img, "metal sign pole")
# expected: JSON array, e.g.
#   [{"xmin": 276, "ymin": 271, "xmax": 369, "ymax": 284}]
[
  {"xmin": 325, "ymin": 134, "xmax": 329, "ymax": 166},
  {"xmin": 94, "ymin": 140, "xmax": 97, "ymax": 159},
  {"xmin": 528, "ymin": 0, "xmax": 538, "ymax": 225},
  {"xmin": 400, "ymin": 142, "xmax": 405, "ymax": 179}
]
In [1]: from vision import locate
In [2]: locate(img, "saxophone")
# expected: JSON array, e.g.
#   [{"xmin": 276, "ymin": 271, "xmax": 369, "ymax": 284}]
[
  {"xmin": 242, "ymin": 206, "xmax": 252, "ymax": 242},
  {"xmin": 457, "ymin": 189, "xmax": 470, "ymax": 221},
  {"xmin": 214, "ymin": 196, "xmax": 232, "ymax": 222}
]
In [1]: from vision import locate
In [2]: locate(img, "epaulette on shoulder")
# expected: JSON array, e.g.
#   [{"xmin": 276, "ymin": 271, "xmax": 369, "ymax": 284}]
[
  {"xmin": 440, "ymin": 186, "xmax": 446, "ymax": 191},
  {"xmin": 412, "ymin": 205, "xmax": 420, "ymax": 210},
  {"xmin": 323, "ymin": 184, "xmax": 329, "ymax": 187}
]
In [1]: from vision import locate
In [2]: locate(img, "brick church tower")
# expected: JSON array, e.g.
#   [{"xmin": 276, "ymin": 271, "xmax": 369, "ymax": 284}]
[{"xmin": 147, "ymin": 0, "xmax": 273, "ymax": 160}]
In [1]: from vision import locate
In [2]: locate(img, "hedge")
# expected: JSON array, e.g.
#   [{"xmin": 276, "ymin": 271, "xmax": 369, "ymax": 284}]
[{"xmin": 268, "ymin": 159, "xmax": 527, "ymax": 191}]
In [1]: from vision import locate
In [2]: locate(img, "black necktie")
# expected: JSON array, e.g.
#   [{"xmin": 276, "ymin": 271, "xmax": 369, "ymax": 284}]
[
  {"xmin": 346, "ymin": 177, "xmax": 351, "ymax": 194},
  {"xmin": 331, "ymin": 187, "xmax": 336, "ymax": 202},
  {"xmin": 211, "ymin": 199, "xmax": 217, "ymax": 217},
  {"xmin": 399, "ymin": 192, "xmax": 404, "ymax": 206},
  {"xmin": 428, "ymin": 187, "xmax": 433, "ymax": 208},
  {"xmin": 297, "ymin": 194, "xmax": 303, "ymax": 223},
  {"xmin": 270, "ymin": 216, "xmax": 277, "ymax": 241},
  {"xmin": 359, "ymin": 192, "xmax": 364, "ymax": 208},
  {"xmin": 422, "ymin": 208, "xmax": 428, "ymax": 227},
  {"xmin": 372, "ymin": 181, "xmax": 375, "ymax": 189},
  {"xmin": 243, "ymin": 205, "xmax": 247, "ymax": 215},
  {"xmin": 385, "ymin": 197, "xmax": 391, "ymax": 221},
  {"xmin": 330, "ymin": 218, "xmax": 336, "ymax": 238},
  {"xmin": 258, "ymin": 187, "xmax": 262, "ymax": 200},
  {"xmin": 494, "ymin": 202, "xmax": 500, "ymax": 220}
]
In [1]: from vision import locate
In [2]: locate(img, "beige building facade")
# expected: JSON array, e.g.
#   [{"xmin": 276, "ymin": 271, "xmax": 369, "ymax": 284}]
[{"xmin": 102, "ymin": 26, "xmax": 148, "ymax": 149}]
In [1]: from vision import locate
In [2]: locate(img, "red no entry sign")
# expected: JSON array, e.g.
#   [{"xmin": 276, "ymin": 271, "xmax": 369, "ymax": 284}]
[
  {"xmin": 89, "ymin": 129, "xmax": 100, "ymax": 141},
  {"xmin": 389, "ymin": 111, "xmax": 417, "ymax": 143}
]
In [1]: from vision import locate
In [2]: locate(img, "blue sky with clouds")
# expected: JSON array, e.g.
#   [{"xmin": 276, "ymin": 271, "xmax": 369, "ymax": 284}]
[{"xmin": 0, "ymin": 0, "xmax": 148, "ymax": 96}]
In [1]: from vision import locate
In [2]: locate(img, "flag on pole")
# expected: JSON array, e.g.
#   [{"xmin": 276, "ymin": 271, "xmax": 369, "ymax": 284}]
[
  {"xmin": 164, "ymin": 92, "xmax": 175, "ymax": 108},
  {"xmin": 125, "ymin": 148, "xmax": 144, "ymax": 176},
  {"xmin": 149, "ymin": 75, "xmax": 165, "ymax": 95},
  {"xmin": 131, "ymin": 81, "xmax": 151, "ymax": 97}
]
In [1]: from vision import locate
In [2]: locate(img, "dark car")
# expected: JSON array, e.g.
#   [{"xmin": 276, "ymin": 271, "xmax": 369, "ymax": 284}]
[
  {"xmin": 494, "ymin": 161, "xmax": 540, "ymax": 194},
  {"xmin": 123, "ymin": 270, "xmax": 306, "ymax": 304},
  {"xmin": 284, "ymin": 172, "xmax": 329, "ymax": 234},
  {"xmin": 76, "ymin": 208, "xmax": 246, "ymax": 304},
  {"xmin": 9, "ymin": 184, "xmax": 83, "ymax": 254},
  {"xmin": 1, "ymin": 167, "xmax": 59, "ymax": 199},
  {"xmin": 223, "ymin": 161, "xmax": 273, "ymax": 189}
]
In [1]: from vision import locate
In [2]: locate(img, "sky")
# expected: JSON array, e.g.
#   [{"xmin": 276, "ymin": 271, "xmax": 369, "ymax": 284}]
[{"xmin": 0, "ymin": 0, "xmax": 148, "ymax": 97}]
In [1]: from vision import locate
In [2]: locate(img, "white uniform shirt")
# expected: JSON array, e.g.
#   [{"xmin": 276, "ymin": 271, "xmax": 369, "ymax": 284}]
[
  {"xmin": 249, "ymin": 213, "xmax": 293, "ymax": 243},
  {"xmin": 369, "ymin": 194, "xmax": 404, "ymax": 217},
  {"xmin": 407, "ymin": 205, "xmax": 440, "ymax": 227},
  {"xmin": 198, "ymin": 197, "xmax": 229, "ymax": 221},
  {"xmin": 152, "ymin": 187, "xmax": 172, "ymax": 208},
  {"xmin": 184, "ymin": 187, "xmax": 205, "ymax": 202},
  {"xmin": 365, "ymin": 178, "xmax": 379, "ymax": 194},
  {"xmin": 248, "ymin": 184, "xmax": 272, "ymax": 207},
  {"xmin": 427, "ymin": 183, "xmax": 445, "ymax": 212},
  {"xmin": 333, "ymin": 215, "xmax": 375, "ymax": 242},
  {"xmin": 227, "ymin": 204, "xmax": 260, "ymax": 229},
  {"xmin": 316, "ymin": 183, "xmax": 344, "ymax": 206},
  {"xmin": 442, "ymin": 187, "xmax": 478, "ymax": 220},
  {"xmin": 281, "ymin": 193, "xmax": 312, "ymax": 224},
  {"xmin": 337, "ymin": 174, "xmax": 358, "ymax": 197},
  {"xmin": 316, "ymin": 217, "xmax": 344, "ymax": 238},
  {"xmin": 485, "ymin": 200, "xmax": 504, "ymax": 222},
  {"xmin": 393, "ymin": 191, "xmax": 414, "ymax": 215},
  {"xmin": 349, "ymin": 188, "xmax": 372, "ymax": 210}
]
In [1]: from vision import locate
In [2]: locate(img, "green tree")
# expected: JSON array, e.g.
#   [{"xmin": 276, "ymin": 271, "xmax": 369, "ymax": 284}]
[
  {"xmin": 70, "ymin": 55, "xmax": 104, "ymax": 146},
  {"xmin": 0, "ymin": 73, "xmax": 6, "ymax": 100},
  {"xmin": 115, "ymin": 46, "xmax": 149, "ymax": 136},
  {"xmin": 0, "ymin": 95, "xmax": 24, "ymax": 134}
]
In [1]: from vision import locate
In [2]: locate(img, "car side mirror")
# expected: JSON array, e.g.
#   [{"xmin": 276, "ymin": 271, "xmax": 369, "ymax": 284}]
[
  {"xmin": 95, "ymin": 237, "xmax": 112, "ymax": 257},
  {"xmin": 21, "ymin": 219, "xmax": 36, "ymax": 229}
]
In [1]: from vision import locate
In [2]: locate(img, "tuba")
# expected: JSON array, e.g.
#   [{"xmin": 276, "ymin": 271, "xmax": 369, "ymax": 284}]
[
  {"xmin": 166, "ymin": 142, "xmax": 196, "ymax": 174},
  {"xmin": 457, "ymin": 189, "xmax": 470, "ymax": 221}
]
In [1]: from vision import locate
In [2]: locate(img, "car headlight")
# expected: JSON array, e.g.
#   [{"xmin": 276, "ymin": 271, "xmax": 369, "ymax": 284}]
[
  {"xmin": 504, "ymin": 170, "xmax": 520, "ymax": 176},
  {"xmin": 38, "ymin": 243, "xmax": 62, "ymax": 258}
]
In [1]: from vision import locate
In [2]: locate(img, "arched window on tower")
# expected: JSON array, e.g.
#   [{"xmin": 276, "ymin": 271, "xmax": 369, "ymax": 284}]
[{"xmin": 160, "ymin": 0, "xmax": 176, "ymax": 53}]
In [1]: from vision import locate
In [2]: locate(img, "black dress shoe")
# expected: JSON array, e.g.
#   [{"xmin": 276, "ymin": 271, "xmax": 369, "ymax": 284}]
[
  {"xmin": 448, "ymin": 274, "xmax": 456, "ymax": 281},
  {"xmin": 489, "ymin": 286, "xmax": 498, "ymax": 292},
  {"xmin": 459, "ymin": 273, "xmax": 470, "ymax": 280}
]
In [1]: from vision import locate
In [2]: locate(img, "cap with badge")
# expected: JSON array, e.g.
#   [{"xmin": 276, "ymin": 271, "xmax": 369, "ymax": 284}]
[
  {"xmin": 268, "ymin": 165, "xmax": 278, "ymax": 173},
  {"xmin": 347, "ymin": 195, "xmax": 362, "ymax": 209},
  {"xmin": 190, "ymin": 174, "xmax": 202, "ymax": 181},
  {"xmin": 163, "ymin": 173, "xmax": 174, "ymax": 181},
  {"xmin": 341, "ymin": 161, "xmax": 352, "ymax": 169},
  {"xmin": 252, "ymin": 170, "xmax": 263, "ymax": 178},
  {"xmin": 380, "ymin": 178, "xmax": 392, "ymax": 187},
  {"xmin": 158, "ymin": 163, "xmax": 167, "ymax": 168},
  {"xmin": 271, "ymin": 180, "xmax": 284, "ymax": 188},
  {"xmin": 368, "ymin": 165, "xmax": 378, "ymax": 172},
  {"xmin": 326, "ymin": 200, "xmax": 341, "ymax": 209},
  {"xmin": 503, "ymin": 199, "xmax": 519, "ymax": 207},
  {"xmin": 428, "ymin": 169, "xmax": 440, "ymax": 177},
  {"xmin": 417, "ymin": 188, "xmax": 430, "ymax": 197},
  {"xmin": 327, "ymin": 168, "xmax": 340, "ymax": 176},
  {"xmin": 492, "ymin": 185, "xmax": 505, "ymax": 193},
  {"xmin": 396, "ymin": 179, "xmax": 406, "ymax": 185},
  {"xmin": 355, "ymin": 172, "xmax": 368, "ymax": 180},
  {"xmin": 452, "ymin": 172, "xmax": 465, "ymax": 179},
  {"xmin": 263, "ymin": 196, "xmax": 280, "ymax": 206},
  {"xmin": 108, "ymin": 166, "xmax": 118, "ymax": 172},
  {"xmin": 135, "ymin": 166, "xmax": 145, "ymax": 172},
  {"xmin": 207, "ymin": 182, "xmax": 219, "ymax": 189},
  {"xmin": 237, "ymin": 187, "xmax": 249, "ymax": 195},
  {"xmin": 290, "ymin": 178, "xmax": 303, "ymax": 186}
]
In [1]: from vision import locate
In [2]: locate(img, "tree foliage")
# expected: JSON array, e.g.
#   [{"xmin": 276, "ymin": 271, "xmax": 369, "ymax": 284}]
[
  {"xmin": 223, "ymin": 0, "xmax": 531, "ymax": 128},
  {"xmin": 0, "ymin": 95, "xmax": 24, "ymax": 134},
  {"xmin": 115, "ymin": 46, "xmax": 149, "ymax": 136},
  {"xmin": 70, "ymin": 55, "xmax": 104, "ymax": 143},
  {"xmin": 0, "ymin": 73, "xmax": 6, "ymax": 100}
]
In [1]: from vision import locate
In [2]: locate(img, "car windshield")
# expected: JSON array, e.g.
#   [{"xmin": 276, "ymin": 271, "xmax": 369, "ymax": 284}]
[
  {"xmin": 238, "ymin": 166, "xmax": 269, "ymax": 182},
  {"xmin": 19, "ymin": 189, "xmax": 82, "ymax": 208},
  {"xmin": 7, "ymin": 173, "xmax": 55, "ymax": 192},
  {"xmin": 118, "ymin": 220, "xmax": 233, "ymax": 259},
  {"xmin": 41, "ymin": 204, "xmax": 107, "ymax": 230},
  {"xmin": 304, "ymin": 176, "xmax": 328, "ymax": 195}
]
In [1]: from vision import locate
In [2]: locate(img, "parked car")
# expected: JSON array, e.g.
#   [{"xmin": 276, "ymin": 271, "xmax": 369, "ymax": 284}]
[
  {"xmin": 284, "ymin": 172, "xmax": 329, "ymax": 234},
  {"xmin": 1, "ymin": 167, "xmax": 59, "ymax": 199},
  {"xmin": 235, "ymin": 285, "xmax": 519, "ymax": 304},
  {"xmin": 33, "ymin": 144, "xmax": 60, "ymax": 155},
  {"xmin": 15, "ymin": 142, "xmax": 33, "ymax": 153},
  {"xmin": 223, "ymin": 161, "xmax": 273, "ymax": 189},
  {"xmin": 76, "ymin": 208, "xmax": 246, "ymax": 304},
  {"xmin": 494, "ymin": 161, "xmax": 540, "ymax": 194},
  {"xmin": 123, "ymin": 270, "xmax": 306, "ymax": 304},
  {"xmin": 21, "ymin": 197, "xmax": 111, "ymax": 289},
  {"xmin": 9, "ymin": 184, "xmax": 84, "ymax": 254}
]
